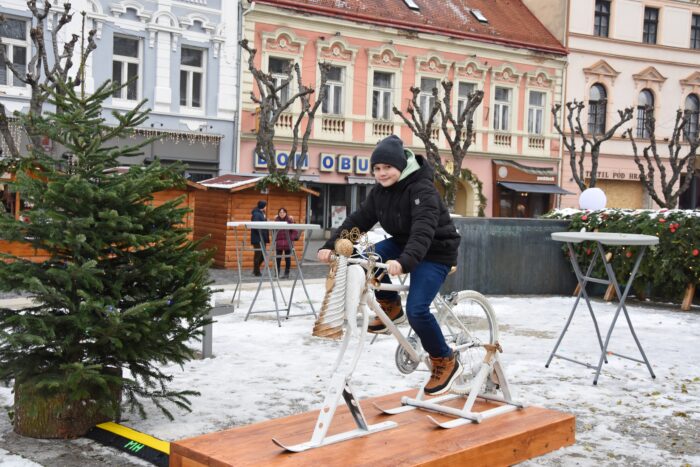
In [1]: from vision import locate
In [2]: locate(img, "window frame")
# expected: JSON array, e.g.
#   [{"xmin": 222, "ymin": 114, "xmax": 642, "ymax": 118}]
[
  {"xmin": 418, "ymin": 77, "xmax": 439, "ymax": 122},
  {"xmin": 180, "ymin": 46, "xmax": 206, "ymax": 110},
  {"xmin": 691, "ymin": 14, "xmax": 700, "ymax": 50},
  {"xmin": 322, "ymin": 65, "xmax": 344, "ymax": 115},
  {"xmin": 0, "ymin": 17, "xmax": 29, "ymax": 88},
  {"xmin": 527, "ymin": 90, "xmax": 546, "ymax": 135},
  {"xmin": 636, "ymin": 89, "xmax": 654, "ymax": 138},
  {"xmin": 111, "ymin": 35, "xmax": 142, "ymax": 102},
  {"xmin": 588, "ymin": 84, "xmax": 607, "ymax": 135},
  {"xmin": 372, "ymin": 70, "xmax": 394, "ymax": 121},
  {"xmin": 456, "ymin": 81, "xmax": 477, "ymax": 117},
  {"xmin": 643, "ymin": 7, "xmax": 659, "ymax": 45},
  {"xmin": 493, "ymin": 86, "xmax": 512, "ymax": 132},
  {"xmin": 594, "ymin": 0, "xmax": 611, "ymax": 38},
  {"xmin": 268, "ymin": 56, "xmax": 294, "ymax": 108},
  {"xmin": 684, "ymin": 94, "xmax": 699, "ymax": 142}
]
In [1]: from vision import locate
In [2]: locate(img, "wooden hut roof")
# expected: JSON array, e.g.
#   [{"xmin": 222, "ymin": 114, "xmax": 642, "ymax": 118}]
[{"xmin": 200, "ymin": 174, "xmax": 320, "ymax": 196}]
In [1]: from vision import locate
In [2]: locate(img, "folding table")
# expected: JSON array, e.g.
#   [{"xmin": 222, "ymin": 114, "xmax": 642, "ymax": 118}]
[
  {"xmin": 547, "ymin": 231, "xmax": 658, "ymax": 385},
  {"xmin": 226, "ymin": 221, "xmax": 321, "ymax": 326}
]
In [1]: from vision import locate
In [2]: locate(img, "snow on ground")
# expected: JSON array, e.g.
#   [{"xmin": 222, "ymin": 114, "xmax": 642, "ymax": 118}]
[
  {"xmin": 0, "ymin": 448, "xmax": 40, "ymax": 467},
  {"xmin": 0, "ymin": 283, "xmax": 698, "ymax": 466},
  {"xmin": 123, "ymin": 285, "xmax": 700, "ymax": 466}
]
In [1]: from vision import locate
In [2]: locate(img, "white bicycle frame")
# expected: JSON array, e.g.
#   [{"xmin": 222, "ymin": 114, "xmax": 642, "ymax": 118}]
[{"xmin": 272, "ymin": 254, "xmax": 523, "ymax": 452}]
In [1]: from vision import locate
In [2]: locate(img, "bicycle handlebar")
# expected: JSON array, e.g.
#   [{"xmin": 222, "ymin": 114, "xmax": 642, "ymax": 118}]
[{"xmin": 330, "ymin": 254, "xmax": 389, "ymax": 269}]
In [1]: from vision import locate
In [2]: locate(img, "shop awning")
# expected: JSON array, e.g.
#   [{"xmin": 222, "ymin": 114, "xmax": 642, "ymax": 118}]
[{"xmin": 499, "ymin": 181, "xmax": 574, "ymax": 195}]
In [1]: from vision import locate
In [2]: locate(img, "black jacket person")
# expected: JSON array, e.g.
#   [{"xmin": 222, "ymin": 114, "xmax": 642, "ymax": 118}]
[{"xmin": 318, "ymin": 135, "xmax": 462, "ymax": 396}]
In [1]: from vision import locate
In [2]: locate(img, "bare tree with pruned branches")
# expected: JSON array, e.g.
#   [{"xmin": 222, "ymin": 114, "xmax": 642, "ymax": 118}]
[
  {"xmin": 393, "ymin": 81, "xmax": 485, "ymax": 214},
  {"xmin": 240, "ymin": 39, "xmax": 329, "ymax": 181},
  {"xmin": 624, "ymin": 108, "xmax": 699, "ymax": 209},
  {"xmin": 552, "ymin": 100, "xmax": 633, "ymax": 191},
  {"xmin": 0, "ymin": 2, "xmax": 96, "ymax": 159}
]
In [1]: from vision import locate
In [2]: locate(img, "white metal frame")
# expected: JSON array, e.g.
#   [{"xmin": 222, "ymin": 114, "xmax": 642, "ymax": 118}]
[{"xmin": 273, "ymin": 252, "xmax": 523, "ymax": 452}]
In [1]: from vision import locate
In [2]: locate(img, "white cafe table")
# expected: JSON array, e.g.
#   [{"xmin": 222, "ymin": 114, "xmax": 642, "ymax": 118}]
[
  {"xmin": 226, "ymin": 221, "xmax": 321, "ymax": 326},
  {"xmin": 547, "ymin": 231, "xmax": 659, "ymax": 385}
]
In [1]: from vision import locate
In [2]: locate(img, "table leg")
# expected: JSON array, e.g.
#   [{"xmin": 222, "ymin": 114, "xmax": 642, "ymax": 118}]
[
  {"xmin": 592, "ymin": 244, "xmax": 655, "ymax": 385},
  {"xmin": 286, "ymin": 230, "xmax": 318, "ymax": 319},
  {"xmin": 546, "ymin": 243, "xmax": 607, "ymax": 368},
  {"xmin": 245, "ymin": 237, "xmax": 282, "ymax": 327}
]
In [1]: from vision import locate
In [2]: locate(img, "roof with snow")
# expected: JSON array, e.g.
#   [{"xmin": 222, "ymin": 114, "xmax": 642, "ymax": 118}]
[{"xmin": 255, "ymin": 0, "xmax": 566, "ymax": 55}]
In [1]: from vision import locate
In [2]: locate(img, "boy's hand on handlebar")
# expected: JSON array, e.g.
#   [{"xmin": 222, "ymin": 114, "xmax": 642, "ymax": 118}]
[
  {"xmin": 386, "ymin": 260, "xmax": 403, "ymax": 276},
  {"xmin": 317, "ymin": 249, "xmax": 333, "ymax": 263}
]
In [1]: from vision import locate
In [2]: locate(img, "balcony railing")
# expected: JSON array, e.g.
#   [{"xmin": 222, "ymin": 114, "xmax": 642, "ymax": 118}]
[
  {"xmin": 528, "ymin": 136, "xmax": 545, "ymax": 150},
  {"xmin": 494, "ymin": 133, "xmax": 512, "ymax": 147},
  {"xmin": 275, "ymin": 113, "xmax": 294, "ymax": 131},
  {"xmin": 321, "ymin": 116, "xmax": 346, "ymax": 135},
  {"xmin": 430, "ymin": 127, "xmax": 440, "ymax": 141},
  {"xmin": 373, "ymin": 121, "xmax": 393, "ymax": 137},
  {"xmin": 459, "ymin": 129, "xmax": 477, "ymax": 144}
]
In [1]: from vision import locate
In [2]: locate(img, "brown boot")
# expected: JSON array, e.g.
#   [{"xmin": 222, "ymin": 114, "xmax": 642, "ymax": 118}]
[
  {"xmin": 424, "ymin": 354, "xmax": 463, "ymax": 396},
  {"xmin": 367, "ymin": 296, "xmax": 405, "ymax": 333}
]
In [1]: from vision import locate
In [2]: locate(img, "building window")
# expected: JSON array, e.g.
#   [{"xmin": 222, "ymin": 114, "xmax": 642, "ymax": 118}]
[
  {"xmin": 685, "ymin": 94, "xmax": 699, "ymax": 141},
  {"xmin": 372, "ymin": 71, "xmax": 393, "ymax": 120},
  {"xmin": 594, "ymin": 0, "xmax": 611, "ymax": 37},
  {"xmin": 528, "ymin": 91, "xmax": 546, "ymax": 135},
  {"xmin": 112, "ymin": 36, "xmax": 140, "ymax": 100},
  {"xmin": 0, "ymin": 17, "xmax": 28, "ymax": 87},
  {"xmin": 180, "ymin": 47, "xmax": 205, "ymax": 109},
  {"xmin": 457, "ymin": 82, "xmax": 475, "ymax": 116},
  {"xmin": 643, "ymin": 7, "xmax": 659, "ymax": 44},
  {"xmin": 419, "ymin": 77, "xmax": 439, "ymax": 121},
  {"xmin": 636, "ymin": 89, "xmax": 654, "ymax": 138},
  {"xmin": 493, "ymin": 87, "xmax": 511, "ymax": 132},
  {"xmin": 588, "ymin": 84, "xmax": 607, "ymax": 135},
  {"xmin": 322, "ymin": 65, "xmax": 344, "ymax": 115},
  {"xmin": 691, "ymin": 15, "xmax": 700, "ymax": 49},
  {"xmin": 268, "ymin": 57, "xmax": 293, "ymax": 107}
]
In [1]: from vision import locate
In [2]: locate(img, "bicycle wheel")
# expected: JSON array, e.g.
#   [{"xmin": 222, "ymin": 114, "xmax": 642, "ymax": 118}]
[{"xmin": 438, "ymin": 290, "xmax": 498, "ymax": 393}]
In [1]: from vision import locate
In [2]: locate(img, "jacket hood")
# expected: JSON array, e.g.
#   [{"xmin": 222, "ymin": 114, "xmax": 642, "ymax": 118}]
[{"xmin": 392, "ymin": 154, "xmax": 434, "ymax": 190}]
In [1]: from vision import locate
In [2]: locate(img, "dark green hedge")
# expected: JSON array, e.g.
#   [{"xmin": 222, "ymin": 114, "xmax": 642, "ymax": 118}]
[{"xmin": 544, "ymin": 209, "xmax": 700, "ymax": 301}]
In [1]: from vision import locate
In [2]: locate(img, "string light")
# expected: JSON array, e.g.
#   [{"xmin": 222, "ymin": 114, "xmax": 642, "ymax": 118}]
[{"xmin": 126, "ymin": 127, "xmax": 223, "ymax": 146}]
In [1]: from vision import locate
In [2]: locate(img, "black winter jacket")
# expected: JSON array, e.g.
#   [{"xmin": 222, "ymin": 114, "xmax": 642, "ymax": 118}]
[
  {"xmin": 250, "ymin": 207, "xmax": 269, "ymax": 245},
  {"xmin": 322, "ymin": 155, "xmax": 460, "ymax": 273}
]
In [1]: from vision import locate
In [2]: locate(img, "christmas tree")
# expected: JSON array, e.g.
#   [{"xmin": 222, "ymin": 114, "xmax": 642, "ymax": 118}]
[{"xmin": 0, "ymin": 79, "xmax": 213, "ymax": 438}]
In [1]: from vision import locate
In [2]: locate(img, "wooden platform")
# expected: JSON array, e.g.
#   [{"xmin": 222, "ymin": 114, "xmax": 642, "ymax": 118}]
[{"xmin": 170, "ymin": 390, "xmax": 575, "ymax": 467}]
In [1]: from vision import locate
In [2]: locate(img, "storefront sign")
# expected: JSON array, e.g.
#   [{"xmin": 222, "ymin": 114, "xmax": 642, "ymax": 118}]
[
  {"xmin": 254, "ymin": 150, "xmax": 371, "ymax": 176},
  {"xmin": 585, "ymin": 170, "xmax": 640, "ymax": 181},
  {"xmin": 355, "ymin": 156, "xmax": 370, "ymax": 174},
  {"xmin": 320, "ymin": 153, "xmax": 336, "ymax": 172},
  {"xmin": 254, "ymin": 150, "xmax": 309, "ymax": 170},
  {"xmin": 337, "ymin": 155, "xmax": 353, "ymax": 174}
]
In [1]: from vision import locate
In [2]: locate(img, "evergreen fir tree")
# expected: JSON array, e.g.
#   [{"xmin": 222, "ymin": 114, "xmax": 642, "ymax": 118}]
[{"xmin": 0, "ymin": 79, "xmax": 213, "ymax": 438}]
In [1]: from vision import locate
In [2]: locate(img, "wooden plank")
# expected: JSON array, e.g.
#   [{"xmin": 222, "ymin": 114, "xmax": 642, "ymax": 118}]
[{"xmin": 170, "ymin": 390, "xmax": 574, "ymax": 467}]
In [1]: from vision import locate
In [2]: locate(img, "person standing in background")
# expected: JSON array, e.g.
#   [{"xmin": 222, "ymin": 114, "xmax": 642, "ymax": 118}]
[
  {"xmin": 250, "ymin": 200, "xmax": 269, "ymax": 277},
  {"xmin": 274, "ymin": 207, "xmax": 298, "ymax": 279}
]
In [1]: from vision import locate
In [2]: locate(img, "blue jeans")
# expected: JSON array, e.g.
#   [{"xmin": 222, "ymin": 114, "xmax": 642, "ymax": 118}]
[{"xmin": 372, "ymin": 238, "xmax": 452, "ymax": 358}]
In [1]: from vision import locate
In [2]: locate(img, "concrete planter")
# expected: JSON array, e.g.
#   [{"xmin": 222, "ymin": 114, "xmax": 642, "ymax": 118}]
[{"xmin": 443, "ymin": 218, "xmax": 576, "ymax": 295}]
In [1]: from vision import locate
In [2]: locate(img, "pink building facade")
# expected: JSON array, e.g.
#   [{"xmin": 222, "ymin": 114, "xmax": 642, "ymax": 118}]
[{"xmin": 239, "ymin": 0, "xmax": 568, "ymax": 230}]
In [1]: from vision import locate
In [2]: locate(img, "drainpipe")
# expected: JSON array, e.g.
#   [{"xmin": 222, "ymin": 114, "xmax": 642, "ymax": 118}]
[{"xmin": 234, "ymin": 1, "xmax": 256, "ymax": 175}]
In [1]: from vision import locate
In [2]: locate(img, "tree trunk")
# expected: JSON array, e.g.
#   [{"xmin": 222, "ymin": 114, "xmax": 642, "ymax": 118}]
[{"xmin": 13, "ymin": 369, "xmax": 122, "ymax": 439}]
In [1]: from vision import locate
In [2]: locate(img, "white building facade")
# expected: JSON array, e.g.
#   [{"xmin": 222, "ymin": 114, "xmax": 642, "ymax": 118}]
[
  {"xmin": 0, "ymin": 0, "xmax": 242, "ymax": 181},
  {"xmin": 527, "ymin": 0, "xmax": 700, "ymax": 209}
]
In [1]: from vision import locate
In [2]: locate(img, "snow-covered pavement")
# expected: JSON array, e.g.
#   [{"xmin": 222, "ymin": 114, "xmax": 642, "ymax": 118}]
[{"xmin": 0, "ymin": 284, "xmax": 698, "ymax": 466}]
